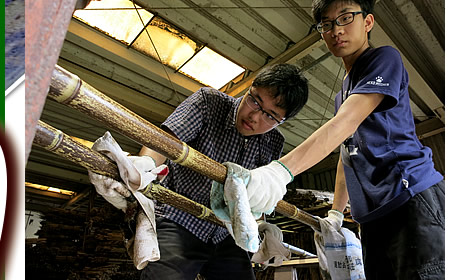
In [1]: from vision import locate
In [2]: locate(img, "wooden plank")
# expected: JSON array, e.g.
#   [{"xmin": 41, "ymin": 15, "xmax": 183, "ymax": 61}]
[{"xmin": 281, "ymin": 258, "xmax": 319, "ymax": 266}]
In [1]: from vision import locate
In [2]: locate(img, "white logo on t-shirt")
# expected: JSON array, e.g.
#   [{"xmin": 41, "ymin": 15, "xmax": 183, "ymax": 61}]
[{"xmin": 366, "ymin": 76, "xmax": 390, "ymax": 87}]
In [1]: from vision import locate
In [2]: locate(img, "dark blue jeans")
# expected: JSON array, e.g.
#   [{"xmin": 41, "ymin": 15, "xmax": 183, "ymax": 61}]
[
  {"xmin": 140, "ymin": 217, "xmax": 255, "ymax": 280},
  {"xmin": 361, "ymin": 181, "xmax": 445, "ymax": 279}
]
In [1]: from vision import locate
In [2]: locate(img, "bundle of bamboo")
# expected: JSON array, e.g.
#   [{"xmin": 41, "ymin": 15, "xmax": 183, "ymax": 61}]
[{"xmin": 26, "ymin": 206, "xmax": 141, "ymax": 280}]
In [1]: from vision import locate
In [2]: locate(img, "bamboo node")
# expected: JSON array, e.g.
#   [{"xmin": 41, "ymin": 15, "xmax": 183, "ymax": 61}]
[
  {"xmin": 197, "ymin": 205, "xmax": 209, "ymax": 219},
  {"xmin": 141, "ymin": 182, "xmax": 159, "ymax": 199},
  {"xmin": 290, "ymin": 205, "xmax": 299, "ymax": 219},
  {"xmin": 172, "ymin": 142, "xmax": 189, "ymax": 164},
  {"xmin": 45, "ymin": 129, "xmax": 64, "ymax": 151},
  {"xmin": 62, "ymin": 78, "xmax": 82, "ymax": 104},
  {"xmin": 53, "ymin": 67, "xmax": 82, "ymax": 104}
]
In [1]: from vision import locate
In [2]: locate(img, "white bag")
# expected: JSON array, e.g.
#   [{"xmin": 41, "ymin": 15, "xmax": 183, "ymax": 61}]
[{"xmin": 314, "ymin": 219, "xmax": 365, "ymax": 280}]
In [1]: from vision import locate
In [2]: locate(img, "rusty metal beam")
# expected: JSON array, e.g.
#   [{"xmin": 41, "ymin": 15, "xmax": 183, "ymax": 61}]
[{"xmin": 25, "ymin": 0, "xmax": 78, "ymax": 162}]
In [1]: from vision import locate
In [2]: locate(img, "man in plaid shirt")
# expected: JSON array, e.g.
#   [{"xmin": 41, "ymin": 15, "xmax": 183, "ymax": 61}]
[{"xmin": 138, "ymin": 64, "xmax": 308, "ymax": 279}]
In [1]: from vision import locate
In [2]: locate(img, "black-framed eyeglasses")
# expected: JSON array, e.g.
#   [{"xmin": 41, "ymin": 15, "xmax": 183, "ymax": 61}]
[
  {"xmin": 244, "ymin": 90, "xmax": 285, "ymax": 126},
  {"xmin": 316, "ymin": 11, "xmax": 366, "ymax": 34}
]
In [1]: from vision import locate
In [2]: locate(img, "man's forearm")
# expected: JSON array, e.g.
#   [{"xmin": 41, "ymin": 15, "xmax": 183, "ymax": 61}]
[
  {"xmin": 332, "ymin": 156, "xmax": 349, "ymax": 213},
  {"xmin": 279, "ymin": 93, "xmax": 384, "ymax": 177},
  {"xmin": 139, "ymin": 145, "xmax": 167, "ymax": 165},
  {"xmin": 138, "ymin": 127, "xmax": 178, "ymax": 164},
  {"xmin": 280, "ymin": 114, "xmax": 354, "ymax": 176}
]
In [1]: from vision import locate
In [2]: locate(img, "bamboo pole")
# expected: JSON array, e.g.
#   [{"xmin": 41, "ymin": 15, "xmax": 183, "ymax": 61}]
[
  {"xmin": 34, "ymin": 120, "xmax": 120, "ymax": 179},
  {"xmin": 33, "ymin": 120, "xmax": 316, "ymax": 257},
  {"xmin": 33, "ymin": 120, "xmax": 223, "ymax": 227},
  {"xmin": 47, "ymin": 65, "xmax": 320, "ymax": 231}
]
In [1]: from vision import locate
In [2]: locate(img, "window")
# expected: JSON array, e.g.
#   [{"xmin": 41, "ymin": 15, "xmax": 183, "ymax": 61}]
[{"xmin": 73, "ymin": 0, "xmax": 245, "ymax": 89}]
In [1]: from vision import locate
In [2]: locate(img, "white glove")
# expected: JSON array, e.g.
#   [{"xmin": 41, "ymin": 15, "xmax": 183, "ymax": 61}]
[
  {"xmin": 126, "ymin": 155, "xmax": 169, "ymax": 190},
  {"xmin": 88, "ymin": 171, "xmax": 131, "ymax": 211},
  {"xmin": 320, "ymin": 209, "xmax": 344, "ymax": 232},
  {"xmin": 257, "ymin": 220, "xmax": 283, "ymax": 242},
  {"xmin": 247, "ymin": 161, "xmax": 293, "ymax": 214}
]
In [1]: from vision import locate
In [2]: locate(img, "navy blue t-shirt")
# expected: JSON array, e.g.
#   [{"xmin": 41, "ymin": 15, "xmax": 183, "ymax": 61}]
[{"xmin": 335, "ymin": 46, "xmax": 443, "ymax": 224}]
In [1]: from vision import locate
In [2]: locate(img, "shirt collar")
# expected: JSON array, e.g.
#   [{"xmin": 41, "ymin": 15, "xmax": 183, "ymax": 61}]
[{"xmin": 226, "ymin": 96, "xmax": 243, "ymax": 129}]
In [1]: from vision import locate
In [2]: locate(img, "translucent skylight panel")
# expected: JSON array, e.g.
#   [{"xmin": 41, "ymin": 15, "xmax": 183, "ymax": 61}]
[
  {"xmin": 73, "ymin": 0, "xmax": 247, "ymax": 90},
  {"xmin": 179, "ymin": 47, "xmax": 245, "ymax": 89},
  {"xmin": 73, "ymin": 0, "xmax": 153, "ymax": 44},
  {"xmin": 131, "ymin": 17, "xmax": 198, "ymax": 69}
]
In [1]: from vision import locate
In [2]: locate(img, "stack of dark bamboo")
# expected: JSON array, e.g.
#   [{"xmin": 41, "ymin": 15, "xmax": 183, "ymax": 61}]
[
  {"xmin": 282, "ymin": 189, "xmax": 332, "ymax": 217},
  {"xmin": 25, "ymin": 204, "xmax": 140, "ymax": 280}
]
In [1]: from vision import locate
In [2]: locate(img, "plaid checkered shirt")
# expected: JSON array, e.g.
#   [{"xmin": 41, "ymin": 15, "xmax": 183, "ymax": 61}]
[{"xmin": 155, "ymin": 87, "xmax": 285, "ymax": 244}]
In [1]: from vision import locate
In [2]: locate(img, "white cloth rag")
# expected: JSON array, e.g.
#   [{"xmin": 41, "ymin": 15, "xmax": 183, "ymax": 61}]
[
  {"xmin": 314, "ymin": 217, "xmax": 366, "ymax": 280},
  {"xmin": 125, "ymin": 210, "xmax": 160, "ymax": 270},
  {"xmin": 251, "ymin": 222, "xmax": 291, "ymax": 267},
  {"xmin": 211, "ymin": 162, "xmax": 261, "ymax": 252},
  {"xmin": 91, "ymin": 131, "xmax": 167, "ymax": 269}
]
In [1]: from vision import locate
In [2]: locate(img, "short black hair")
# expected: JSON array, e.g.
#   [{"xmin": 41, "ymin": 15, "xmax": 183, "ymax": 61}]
[
  {"xmin": 312, "ymin": 0, "xmax": 375, "ymax": 23},
  {"xmin": 252, "ymin": 64, "xmax": 309, "ymax": 119},
  {"xmin": 312, "ymin": 0, "xmax": 375, "ymax": 38}
]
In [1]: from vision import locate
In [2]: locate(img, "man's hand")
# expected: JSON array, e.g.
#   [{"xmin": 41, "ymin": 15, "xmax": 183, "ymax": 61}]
[
  {"xmin": 247, "ymin": 161, "xmax": 293, "ymax": 214},
  {"xmin": 88, "ymin": 171, "xmax": 131, "ymax": 211},
  {"xmin": 218, "ymin": 161, "xmax": 292, "ymax": 215},
  {"xmin": 121, "ymin": 155, "xmax": 169, "ymax": 191},
  {"xmin": 318, "ymin": 209, "xmax": 344, "ymax": 232}
]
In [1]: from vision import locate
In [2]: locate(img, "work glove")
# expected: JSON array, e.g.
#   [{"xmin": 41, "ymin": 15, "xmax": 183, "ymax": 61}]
[
  {"xmin": 88, "ymin": 171, "xmax": 132, "ymax": 211},
  {"xmin": 90, "ymin": 131, "xmax": 168, "ymax": 192},
  {"xmin": 319, "ymin": 209, "xmax": 344, "ymax": 232},
  {"xmin": 88, "ymin": 131, "xmax": 168, "ymax": 210},
  {"xmin": 247, "ymin": 161, "xmax": 293, "ymax": 214},
  {"xmin": 87, "ymin": 155, "xmax": 168, "ymax": 212},
  {"xmin": 125, "ymin": 155, "xmax": 169, "ymax": 190}
]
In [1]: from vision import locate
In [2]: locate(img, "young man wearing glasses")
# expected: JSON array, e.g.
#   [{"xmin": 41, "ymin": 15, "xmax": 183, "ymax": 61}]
[
  {"xmin": 131, "ymin": 63, "xmax": 308, "ymax": 279},
  {"xmin": 229, "ymin": 0, "xmax": 444, "ymax": 279}
]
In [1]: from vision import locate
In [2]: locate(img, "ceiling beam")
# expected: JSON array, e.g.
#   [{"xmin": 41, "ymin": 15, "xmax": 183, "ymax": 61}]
[
  {"xmin": 26, "ymin": 171, "xmax": 90, "ymax": 193},
  {"xmin": 62, "ymin": 187, "xmax": 92, "ymax": 209},
  {"xmin": 26, "ymin": 188, "xmax": 72, "ymax": 200},
  {"xmin": 224, "ymin": 30, "xmax": 322, "ymax": 97},
  {"xmin": 416, "ymin": 118, "xmax": 445, "ymax": 140},
  {"xmin": 65, "ymin": 19, "xmax": 204, "ymax": 98},
  {"xmin": 374, "ymin": 0, "xmax": 444, "ymax": 103},
  {"xmin": 410, "ymin": 0, "xmax": 444, "ymax": 49},
  {"xmin": 26, "ymin": 161, "xmax": 89, "ymax": 184}
]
